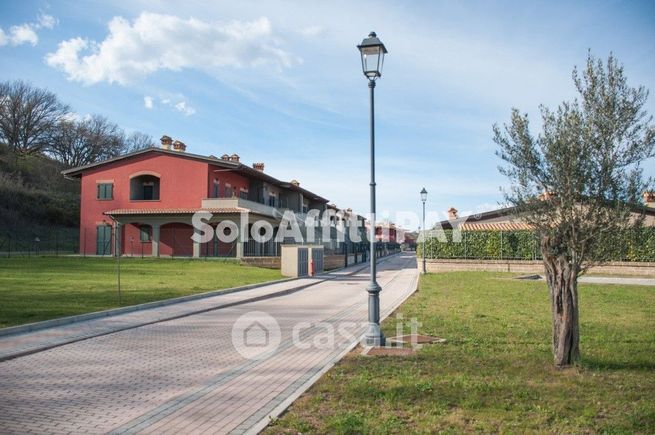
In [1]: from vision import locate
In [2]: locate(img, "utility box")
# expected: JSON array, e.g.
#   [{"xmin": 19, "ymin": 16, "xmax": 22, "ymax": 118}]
[
  {"xmin": 281, "ymin": 245, "xmax": 308, "ymax": 277},
  {"xmin": 281, "ymin": 245, "xmax": 324, "ymax": 277}
]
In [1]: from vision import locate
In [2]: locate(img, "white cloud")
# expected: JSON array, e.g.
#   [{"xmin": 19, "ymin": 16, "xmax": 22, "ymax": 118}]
[
  {"xmin": 45, "ymin": 12, "xmax": 299, "ymax": 85},
  {"xmin": 3, "ymin": 24, "xmax": 38, "ymax": 46},
  {"xmin": 173, "ymin": 101, "xmax": 196, "ymax": 116},
  {"xmin": 0, "ymin": 14, "xmax": 57, "ymax": 47},
  {"xmin": 36, "ymin": 14, "xmax": 57, "ymax": 30},
  {"xmin": 148, "ymin": 95, "xmax": 196, "ymax": 116}
]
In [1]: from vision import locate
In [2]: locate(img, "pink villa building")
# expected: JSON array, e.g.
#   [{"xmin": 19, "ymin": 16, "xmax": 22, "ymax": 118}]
[{"xmin": 62, "ymin": 136, "xmax": 328, "ymax": 258}]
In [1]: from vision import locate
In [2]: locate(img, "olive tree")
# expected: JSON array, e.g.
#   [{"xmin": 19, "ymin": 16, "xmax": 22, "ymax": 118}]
[{"xmin": 493, "ymin": 53, "xmax": 655, "ymax": 366}]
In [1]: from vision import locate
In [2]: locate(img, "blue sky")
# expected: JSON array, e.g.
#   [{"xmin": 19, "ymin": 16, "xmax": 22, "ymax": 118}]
[{"xmin": 1, "ymin": 0, "xmax": 654, "ymax": 229}]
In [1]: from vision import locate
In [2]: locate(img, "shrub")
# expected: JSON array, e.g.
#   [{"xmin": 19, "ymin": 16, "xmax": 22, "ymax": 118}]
[{"xmin": 418, "ymin": 229, "xmax": 655, "ymax": 262}]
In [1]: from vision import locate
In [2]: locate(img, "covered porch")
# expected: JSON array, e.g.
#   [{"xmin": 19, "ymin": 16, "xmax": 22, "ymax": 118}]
[{"xmin": 104, "ymin": 208, "xmax": 280, "ymax": 259}]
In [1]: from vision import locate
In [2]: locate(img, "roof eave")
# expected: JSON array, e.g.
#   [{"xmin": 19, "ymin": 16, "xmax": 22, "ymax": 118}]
[{"xmin": 61, "ymin": 147, "xmax": 240, "ymax": 178}]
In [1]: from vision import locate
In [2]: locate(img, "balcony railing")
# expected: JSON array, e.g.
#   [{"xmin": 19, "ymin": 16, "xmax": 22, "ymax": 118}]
[
  {"xmin": 201, "ymin": 197, "xmax": 318, "ymax": 220},
  {"xmin": 202, "ymin": 197, "xmax": 282, "ymax": 218}
]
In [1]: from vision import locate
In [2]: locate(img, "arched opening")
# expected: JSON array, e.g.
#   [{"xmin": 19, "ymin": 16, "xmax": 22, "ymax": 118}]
[{"xmin": 130, "ymin": 174, "xmax": 160, "ymax": 200}]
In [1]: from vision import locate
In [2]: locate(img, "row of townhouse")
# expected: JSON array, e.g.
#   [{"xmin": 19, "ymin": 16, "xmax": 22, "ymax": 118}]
[{"xmin": 62, "ymin": 135, "xmax": 372, "ymax": 259}]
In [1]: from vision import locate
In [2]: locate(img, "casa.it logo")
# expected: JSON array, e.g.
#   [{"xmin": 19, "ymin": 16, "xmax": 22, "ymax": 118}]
[{"xmin": 231, "ymin": 311, "xmax": 282, "ymax": 360}]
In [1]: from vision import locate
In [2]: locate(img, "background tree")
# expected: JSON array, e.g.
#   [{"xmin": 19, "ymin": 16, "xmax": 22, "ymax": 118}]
[
  {"xmin": 49, "ymin": 115, "xmax": 125, "ymax": 167},
  {"xmin": 0, "ymin": 80, "xmax": 69, "ymax": 156},
  {"xmin": 123, "ymin": 131, "xmax": 156, "ymax": 153},
  {"xmin": 493, "ymin": 53, "xmax": 655, "ymax": 367}
]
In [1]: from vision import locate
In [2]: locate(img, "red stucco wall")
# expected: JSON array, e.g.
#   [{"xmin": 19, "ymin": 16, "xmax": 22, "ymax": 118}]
[
  {"xmin": 207, "ymin": 164, "xmax": 250, "ymax": 198},
  {"xmin": 78, "ymin": 151, "xmax": 211, "ymax": 255}
]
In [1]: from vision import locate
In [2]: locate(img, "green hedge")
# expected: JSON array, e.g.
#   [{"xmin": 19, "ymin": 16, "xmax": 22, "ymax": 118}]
[
  {"xmin": 607, "ymin": 227, "xmax": 655, "ymax": 262},
  {"xmin": 417, "ymin": 228, "xmax": 655, "ymax": 262}
]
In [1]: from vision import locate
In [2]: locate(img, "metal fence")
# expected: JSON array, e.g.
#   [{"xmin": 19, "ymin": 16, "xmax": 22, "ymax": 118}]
[
  {"xmin": 243, "ymin": 240, "xmax": 280, "ymax": 257},
  {"xmin": 325, "ymin": 241, "xmax": 400, "ymax": 257},
  {"xmin": 0, "ymin": 225, "xmax": 403, "ymax": 260},
  {"xmin": 0, "ymin": 229, "xmax": 79, "ymax": 257}
]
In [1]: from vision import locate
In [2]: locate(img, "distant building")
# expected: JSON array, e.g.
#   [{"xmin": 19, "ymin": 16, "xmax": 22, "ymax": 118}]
[
  {"xmin": 402, "ymin": 232, "xmax": 418, "ymax": 250},
  {"xmin": 435, "ymin": 195, "xmax": 655, "ymax": 231},
  {"xmin": 363, "ymin": 221, "xmax": 400, "ymax": 244}
]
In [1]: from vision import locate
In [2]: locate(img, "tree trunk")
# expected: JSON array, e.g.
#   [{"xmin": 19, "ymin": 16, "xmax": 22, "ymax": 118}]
[{"xmin": 541, "ymin": 240, "xmax": 580, "ymax": 367}]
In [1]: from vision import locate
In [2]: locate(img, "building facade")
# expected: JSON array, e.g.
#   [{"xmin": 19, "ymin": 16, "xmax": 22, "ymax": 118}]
[{"xmin": 62, "ymin": 136, "xmax": 331, "ymax": 258}]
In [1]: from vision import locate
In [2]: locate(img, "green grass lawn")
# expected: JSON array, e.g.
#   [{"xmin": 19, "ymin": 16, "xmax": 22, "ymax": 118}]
[
  {"xmin": 266, "ymin": 272, "xmax": 655, "ymax": 434},
  {"xmin": 0, "ymin": 256, "xmax": 281, "ymax": 328}
]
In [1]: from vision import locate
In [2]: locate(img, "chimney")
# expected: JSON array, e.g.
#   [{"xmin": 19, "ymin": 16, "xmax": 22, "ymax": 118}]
[
  {"xmin": 221, "ymin": 154, "xmax": 230, "ymax": 161},
  {"xmin": 644, "ymin": 191, "xmax": 655, "ymax": 208},
  {"xmin": 253, "ymin": 162, "xmax": 265, "ymax": 172},
  {"xmin": 160, "ymin": 135, "xmax": 173, "ymax": 150},
  {"xmin": 290, "ymin": 179, "xmax": 300, "ymax": 187},
  {"xmin": 230, "ymin": 153, "xmax": 240, "ymax": 163},
  {"xmin": 172, "ymin": 140, "xmax": 186, "ymax": 152},
  {"xmin": 447, "ymin": 207, "xmax": 458, "ymax": 220}
]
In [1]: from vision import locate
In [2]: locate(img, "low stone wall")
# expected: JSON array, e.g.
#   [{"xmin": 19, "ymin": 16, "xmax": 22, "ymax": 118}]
[
  {"xmin": 588, "ymin": 261, "xmax": 655, "ymax": 276},
  {"xmin": 426, "ymin": 259, "xmax": 655, "ymax": 277},
  {"xmin": 240, "ymin": 256, "xmax": 281, "ymax": 269}
]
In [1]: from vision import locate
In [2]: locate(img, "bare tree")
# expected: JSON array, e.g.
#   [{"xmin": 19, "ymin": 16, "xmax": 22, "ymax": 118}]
[
  {"xmin": 124, "ymin": 131, "xmax": 156, "ymax": 153},
  {"xmin": 49, "ymin": 115, "xmax": 126, "ymax": 167},
  {"xmin": 84, "ymin": 115, "xmax": 125, "ymax": 159},
  {"xmin": 493, "ymin": 53, "xmax": 655, "ymax": 367},
  {"xmin": 0, "ymin": 80, "xmax": 69, "ymax": 155}
]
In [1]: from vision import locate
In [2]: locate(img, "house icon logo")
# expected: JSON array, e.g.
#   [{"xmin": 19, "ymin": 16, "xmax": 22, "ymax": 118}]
[
  {"xmin": 232, "ymin": 311, "xmax": 281, "ymax": 360},
  {"xmin": 244, "ymin": 321, "xmax": 270, "ymax": 347}
]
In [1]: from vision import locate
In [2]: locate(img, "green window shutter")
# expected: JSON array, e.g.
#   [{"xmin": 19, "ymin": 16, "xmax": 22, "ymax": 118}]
[
  {"xmin": 97, "ymin": 183, "xmax": 113, "ymax": 200},
  {"xmin": 96, "ymin": 225, "xmax": 111, "ymax": 255}
]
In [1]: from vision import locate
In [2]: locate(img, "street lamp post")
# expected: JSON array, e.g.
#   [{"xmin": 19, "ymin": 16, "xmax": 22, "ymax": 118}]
[
  {"xmin": 420, "ymin": 187, "xmax": 428, "ymax": 274},
  {"xmin": 358, "ymin": 31, "xmax": 387, "ymax": 347}
]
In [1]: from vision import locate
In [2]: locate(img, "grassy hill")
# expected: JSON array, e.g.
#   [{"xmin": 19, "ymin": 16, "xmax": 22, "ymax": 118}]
[{"xmin": 0, "ymin": 144, "xmax": 79, "ymax": 247}]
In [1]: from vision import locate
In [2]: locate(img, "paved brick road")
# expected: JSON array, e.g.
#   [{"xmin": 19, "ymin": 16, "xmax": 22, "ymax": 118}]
[{"xmin": 0, "ymin": 253, "xmax": 418, "ymax": 434}]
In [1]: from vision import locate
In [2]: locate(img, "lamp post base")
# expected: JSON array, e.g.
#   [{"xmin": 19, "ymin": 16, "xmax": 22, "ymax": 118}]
[
  {"xmin": 364, "ymin": 322, "xmax": 386, "ymax": 347},
  {"xmin": 365, "ymin": 282, "xmax": 385, "ymax": 347}
]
